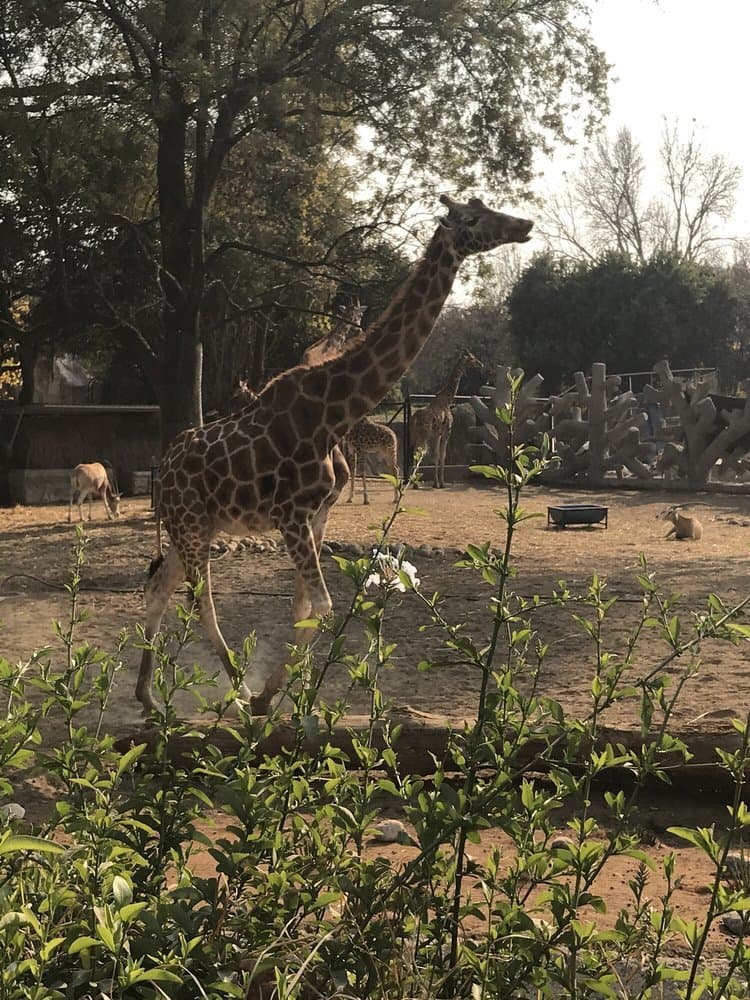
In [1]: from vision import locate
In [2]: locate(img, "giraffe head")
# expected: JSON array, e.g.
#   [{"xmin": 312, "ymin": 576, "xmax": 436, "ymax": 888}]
[
  {"xmin": 459, "ymin": 348, "xmax": 484, "ymax": 371},
  {"xmin": 458, "ymin": 347, "xmax": 487, "ymax": 384},
  {"xmin": 438, "ymin": 195, "xmax": 533, "ymax": 259}
]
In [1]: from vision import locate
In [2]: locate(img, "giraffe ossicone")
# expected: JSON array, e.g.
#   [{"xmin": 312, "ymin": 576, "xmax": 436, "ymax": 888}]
[{"xmin": 137, "ymin": 196, "xmax": 533, "ymax": 715}]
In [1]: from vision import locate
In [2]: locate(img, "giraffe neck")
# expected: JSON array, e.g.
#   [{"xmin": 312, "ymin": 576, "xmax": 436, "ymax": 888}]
[
  {"xmin": 433, "ymin": 358, "xmax": 467, "ymax": 407},
  {"xmin": 322, "ymin": 227, "xmax": 460, "ymax": 434}
]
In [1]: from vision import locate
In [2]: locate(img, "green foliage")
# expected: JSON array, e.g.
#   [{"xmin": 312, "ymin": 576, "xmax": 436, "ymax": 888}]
[
  {"xmin": 4, "ymin": 387, "xmax": 750, "ymax": 996},
  {"xmin": 0, "ymin": 0, "xmax": 609, "ymax": 419},
  {"xmin": 508, "ymin": 251, "xmax": 748, "ymax": 391}
]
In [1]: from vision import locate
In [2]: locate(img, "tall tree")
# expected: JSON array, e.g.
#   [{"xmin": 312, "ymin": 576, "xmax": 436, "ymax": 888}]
[
  {"xmin": 542, "ymin": 123, "xmax": 741, "ymax": 264},
  {"xmin": 507, "ymin": 251, "xmax": 745, "ymax": 392},
  {"xmin": 0, "ymin": 0, "xmax": 608, "ymax": 444}
]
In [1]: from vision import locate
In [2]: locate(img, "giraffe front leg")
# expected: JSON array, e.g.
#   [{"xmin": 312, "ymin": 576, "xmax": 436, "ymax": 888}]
[
  {"xmin": 437, "ymin": 434, "xmax": 449, "ymax": 488},
  {"xmin": 432, "ymin": 441, "xmax": 440, "ymax": 488},
  {"xmin": 346, "ymin": 452, "xmax": 356, "ymax": 503},
  {"xmin": 191, "ymin": 557, "xmax": 254, "ymax": 704},
  {"xmin": 251, "ymin": 522, "xmax": 332, "ymax": 715}
]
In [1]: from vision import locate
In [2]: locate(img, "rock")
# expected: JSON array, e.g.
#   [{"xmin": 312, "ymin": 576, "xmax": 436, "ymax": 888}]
[
  {"xmin": 721, "ymin": 911, "xmax": 749, "ymax": 937},
  {"xmin": 0, "ymin": 802, "xmax": 25, "ymax": 820},
  {"xmin": 416, "ymin": 545, "xmax": 432, "ymax": 558},
  {"xmin": 368, "ymin": 819, "xmax": 412, "ymax": 844},
  {"xmin": 320, "ymin": 543, "xmax": 332, "ymax": 555},
  {"xmin": 550, "ymin": 835, "xmax": 576, "ymax": 850},
  {"xmin": 723, "ymin": 853, "xmax": 750, "ymax": 886}
]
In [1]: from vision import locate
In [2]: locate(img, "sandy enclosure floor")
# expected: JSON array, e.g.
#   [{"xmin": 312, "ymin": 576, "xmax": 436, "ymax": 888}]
[
  {"xmin": 3, "ymin": 482, "xmax": 750, "ymax": 965},
  {"xmin": 1, "ymin": 481, "xmax": 750, "ymax": 737}
]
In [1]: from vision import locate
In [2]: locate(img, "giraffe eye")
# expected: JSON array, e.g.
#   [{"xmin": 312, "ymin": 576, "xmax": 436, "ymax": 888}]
[{"xmin": 466, "ymin": 216, "xmax": 480, "ymax": 227}]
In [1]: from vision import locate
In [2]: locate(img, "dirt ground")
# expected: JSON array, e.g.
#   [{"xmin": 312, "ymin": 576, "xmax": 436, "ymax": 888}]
[
  {"xmin": 3, "ymin": 480, "xmax": 750, "ymax": 963},
  {"xmin": 2, "ymin": 480, "xmax": 749, "ymax": 733}
]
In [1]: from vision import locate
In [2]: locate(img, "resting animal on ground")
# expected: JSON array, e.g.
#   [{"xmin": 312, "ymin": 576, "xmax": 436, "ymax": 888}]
[
  {"xmin": 68, "ymin": 462, "xmax": 121, "ymax": 523},
  {"xmin": 658, "ymin": 505, "xmax": 703, "ymax": 541}
]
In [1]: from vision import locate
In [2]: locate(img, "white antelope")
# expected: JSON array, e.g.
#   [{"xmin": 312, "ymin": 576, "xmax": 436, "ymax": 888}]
[
  {"xmin": 68, "ymin": 463, "xmax": 121, "ymax": 523},
  {"xmin": 658, "ymin": 505, "xmax": 703, "ymax": 541}
]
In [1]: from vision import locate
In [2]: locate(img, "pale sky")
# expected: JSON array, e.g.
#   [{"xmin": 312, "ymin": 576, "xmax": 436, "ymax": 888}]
[{"xmin": 539, "ymin": 0, "xmax": 750, "ymax": 236}]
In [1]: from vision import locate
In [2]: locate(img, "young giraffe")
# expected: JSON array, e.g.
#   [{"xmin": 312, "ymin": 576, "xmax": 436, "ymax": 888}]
[
  {"xmin": 410, "ymin": 348, "xmax": 484, "ymax": 488},
  {"xmin": 341, "ymin": 418, "xmax": 400, "ymax": 505},
  {"xmin": 137, "ymin": 195, "xmax": 532, "ymax": 715}
]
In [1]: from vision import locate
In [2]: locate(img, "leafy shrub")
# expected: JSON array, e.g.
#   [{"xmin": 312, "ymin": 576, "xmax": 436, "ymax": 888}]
[{"xmin": 2, "ymin": 381, "xmax": 750, "ymax": 998}]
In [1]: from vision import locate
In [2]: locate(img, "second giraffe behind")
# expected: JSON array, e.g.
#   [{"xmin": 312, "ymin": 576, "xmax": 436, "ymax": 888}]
[
  {"xmin": 411, "ymin": 348, "xmax": 484, "ymax": 488},
  {"xmin": 342, "ymin": 417, "xmax": 400, "ymax": 505}
]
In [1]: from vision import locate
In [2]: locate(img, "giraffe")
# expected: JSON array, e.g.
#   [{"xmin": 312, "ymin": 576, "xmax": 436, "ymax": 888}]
[
  {"xmin": 410, "ymin": 348, "xmax": 485, "ymax": 488},
  {"xmin": 137, "ymin": 195, "xmax": 532, "ymax": 715},
  {"xmin": 153, "ymin": 306, "xmax": 364, "ymax": 559},
  {"xmin": 341, "ymin": 418, "xmax": 400, "ymax": 504},
  {"xmin": 301, "ymin": 300, "xmax": 365, "ymax": 366}
]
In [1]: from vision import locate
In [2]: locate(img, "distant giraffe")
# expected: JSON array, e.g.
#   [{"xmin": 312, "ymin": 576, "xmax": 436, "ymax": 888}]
[
  {"xmin": 137, "ymin": 196, "xmax": 532, "ymax": 715},
  {"xmin": 410, "ymin": 348, "xmax": 484, "ymax": 487},
  {"xmin": 341, "ymin": 417, "xmax": 399, "ymax": 504},
  {"xmin": 301, "ymin": 300, "xmax": 365, "ymax": 365}
]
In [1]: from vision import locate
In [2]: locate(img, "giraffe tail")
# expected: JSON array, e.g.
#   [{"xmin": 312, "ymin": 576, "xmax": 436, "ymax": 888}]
[{"xmin": 147, "ymin": 554, "xmax": 164, "ymax": 578}]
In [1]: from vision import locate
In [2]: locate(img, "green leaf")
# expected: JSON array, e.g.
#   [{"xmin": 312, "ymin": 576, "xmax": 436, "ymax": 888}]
[
  {"xmin": 128, "ymin": 968, "xmax": 183, "ymax": 985},
  {"xmin": 119, "ymin": 902, "xmax": 148, "ymax": 922},
  {"xmin": 0, "ymin": 834, "xmax": 65, "ymax": 856},
  {"xmin": 666, "ymin": 826, "xmax": 719, "ymax": 859},
  {"xmin": 96, "ymin": 922, "xmax": 117, "ymax": 952},
  {"xmin": 112, "ymin": 875, "xmax": 132, "ymax": 909},
  {"xmin": 40, "ymin": 937, "xmax": 66, "ymax": 961},
  {"xmin": 116, "ymin": 742, "xmax": 147, "ymax": 777},
  {"xmin": 205, "ymin": 983, "xmax": 246, "ymax": 997},
  {"xmin": 68, "ymin": 935, "xmax": 101, "ymax": 955}
]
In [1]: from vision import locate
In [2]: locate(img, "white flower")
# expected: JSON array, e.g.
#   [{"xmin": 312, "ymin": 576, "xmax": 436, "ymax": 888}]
[{"xmin": 364, "ymin": 550, "xmax": 420, "ymax": 592}]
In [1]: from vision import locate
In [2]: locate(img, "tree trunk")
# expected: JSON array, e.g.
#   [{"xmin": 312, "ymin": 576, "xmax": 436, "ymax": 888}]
[
  {"xmin": 156, "ymin": 329, "xmax": 204, "ymax": 450},
  {"xmin": 250, "ymin": 321, "xmax": 267, "ymax": 391},
  {"xmin": 17, "ymin": 333, "xmax": 39, "ymax": 405}
]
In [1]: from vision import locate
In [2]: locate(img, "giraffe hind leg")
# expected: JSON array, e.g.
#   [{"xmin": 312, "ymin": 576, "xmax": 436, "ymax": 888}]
[{"xmin": 136, "ymin": 545, "xmax": 185, "ymax": 712}]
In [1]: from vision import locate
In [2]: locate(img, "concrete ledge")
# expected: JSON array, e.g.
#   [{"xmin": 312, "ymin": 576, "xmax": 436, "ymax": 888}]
[{"xmin": 8, "ymin": 469, "xmax": 70, "ymax": 504}]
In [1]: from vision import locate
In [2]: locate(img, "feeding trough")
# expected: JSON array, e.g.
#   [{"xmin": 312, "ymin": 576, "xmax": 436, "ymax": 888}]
[{"xmin": 547, "ymin": 504, "xmax": 608, "ymax": 529}]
